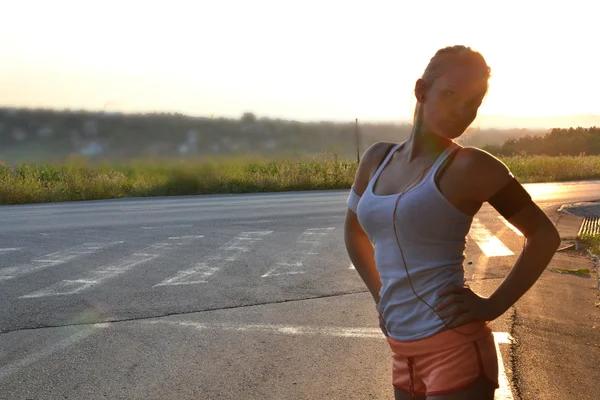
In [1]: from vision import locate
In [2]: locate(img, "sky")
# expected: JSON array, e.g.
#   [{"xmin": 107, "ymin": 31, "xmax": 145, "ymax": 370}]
[{"xmin": 1, "ymin": 0, "xmax": 599, "ymax": 128}]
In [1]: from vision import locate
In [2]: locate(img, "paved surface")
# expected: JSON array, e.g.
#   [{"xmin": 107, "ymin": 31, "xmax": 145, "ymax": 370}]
[
  {"xmin": 0, "ymin": 180, "xmax": 599, "ymax": 399},
  {"xmin": 559, "ymin": 201, "xmax": 600, "ymax": 219}
]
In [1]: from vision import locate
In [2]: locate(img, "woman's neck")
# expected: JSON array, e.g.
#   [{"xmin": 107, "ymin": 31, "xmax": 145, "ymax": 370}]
[{"xmin": 405, "ymin": 126, "xmax": 451, "ymax": 163}]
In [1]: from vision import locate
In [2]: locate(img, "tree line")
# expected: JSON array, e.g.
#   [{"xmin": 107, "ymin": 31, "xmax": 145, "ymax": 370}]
[
  {"xmin": 481, "ymin": 127, "xmax": 600, "ymax": 156},
  {"xmin": 2, "ymin": 107, "xmax": 596, "ymax": 163}
]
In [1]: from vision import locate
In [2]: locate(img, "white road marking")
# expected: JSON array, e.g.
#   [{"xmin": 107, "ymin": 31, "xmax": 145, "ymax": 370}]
[
  {"xmin": 155, "ymin": 263, "xmax": 221, "ymax": 287},
  {"xmin": 0, "ymin": 248, "xmax": 21, "ymax": 255},
  {"xmin": 262, "ymin": 227, "xmax": 335, "ymax": 277},
  {"xmin": 145, "ymin": 320, "xmax": 384, "ymax": 339},
  {"xmin": 154, "ymin": 231, "xmax": 272, "ymax": 287},
  {"xmin": 140, "ymin": 225, "xmax": 192, "ymax": 230},
  {"xmin": 121, "ymin": 206, "xmax": 166, "ymax": 211},
  {"xmin": 493, "ymin": 332, "xmax": 515, "ymax": 400},
  {"xmin": 497, "ymin": 216, "xmax": 524, "ymax": 237},
  {"xmin": 0, "ymin": 241, "xmax": 123, "ymax": 283},
  {"xmin": 144, "ymin": 320, "xmax": 514, "ymax": 398},
  {"xmin": 0, "ymin": 324, "xmax": 106, "ymax": 381},
  {"xmin": 349, "ymin": 262, "xmax": 355, "ymax": 269},
  {"xmin": 20, "ymin": 236, "xmax": 203, "ymax": 298},
  {"xmin": 469, "ymin": 218, "xmax": 514, "ymax": 257}
]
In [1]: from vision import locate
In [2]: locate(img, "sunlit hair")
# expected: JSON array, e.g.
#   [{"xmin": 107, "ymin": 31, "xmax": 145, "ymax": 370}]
[
  {"xmin": 422, "ymin": 45, "xmax": 491, "ymax": 88},
  {"xmin": 413, "ymin": 45, "xmax": 491, "ymax": 125}
]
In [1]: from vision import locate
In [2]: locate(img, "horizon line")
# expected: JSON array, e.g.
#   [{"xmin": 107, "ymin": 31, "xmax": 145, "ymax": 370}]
[{"xmin": 1, "ymin": 105, "xmax": 599, "ymax": 129}]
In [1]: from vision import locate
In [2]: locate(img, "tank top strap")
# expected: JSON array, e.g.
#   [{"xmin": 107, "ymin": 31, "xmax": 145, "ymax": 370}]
[
  {"xmin": 429, "ymin": 142, "xmax": 460, "ymax": 177},
  {"xmin": 367, "ymin": 142, "xmax": 404, "ymax": 189}
]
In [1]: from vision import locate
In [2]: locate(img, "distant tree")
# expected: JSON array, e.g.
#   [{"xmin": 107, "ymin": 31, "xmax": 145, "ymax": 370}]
[{"xmin": 241, "ymin": 112, "xmax": 257, "ymax": 123}]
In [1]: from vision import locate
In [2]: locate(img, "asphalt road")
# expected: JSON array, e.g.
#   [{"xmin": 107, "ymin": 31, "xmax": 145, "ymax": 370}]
[{"xmin": 1, "ymin": 180, "xmax": 599, "ymax": 399}]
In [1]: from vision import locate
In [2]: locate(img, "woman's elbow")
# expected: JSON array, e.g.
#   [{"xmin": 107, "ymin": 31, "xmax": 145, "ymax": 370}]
[{"xmin": 527, "ymin": 222, "xmax": 561, "ymax": 250}]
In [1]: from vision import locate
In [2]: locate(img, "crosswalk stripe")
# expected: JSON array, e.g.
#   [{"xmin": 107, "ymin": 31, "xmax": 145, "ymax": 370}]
[
  {"xmin": 0, "ymin": 241, "xmax": 123, "ymax": 283},
  {"xmin": 0, "ymin": 248, "xmax": 21, "ymax": 255},
  {"xmin": 154, "ymin": 231, "xmax": 272, "ymax": 287},
  {"xmin": 20, "ymin": 236, "xmax": 203, "ymax": 298},
  {"xmin": 8, "ymin": 216, "xmax": 517, "ymax": 295},
  {"xmin": 497, "ymin": 216, "xmax": 524, "ymax": 237},
  {"xmin": 140, "ymin": 225, "xmax": 192, "ymax": 230},
  {"xmin": 469, "ymin": 218, "xmax": 515, "ymax": 257},
  {"xmin": 262, "ymin": 227, "xmax": 335, "ymax": 278}
]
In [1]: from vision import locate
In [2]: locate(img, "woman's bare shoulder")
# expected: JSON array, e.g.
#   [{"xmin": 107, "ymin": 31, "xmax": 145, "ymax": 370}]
[
  {"xmin": 454, "ymin": 146, "xmax": 514, "ymax": 203},
  {"xmin": 352, "ymin": 141, "xmax": 398, "ymax": 196}
]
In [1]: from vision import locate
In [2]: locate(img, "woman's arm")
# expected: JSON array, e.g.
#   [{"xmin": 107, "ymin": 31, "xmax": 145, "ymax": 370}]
[
  {"xmin": 343, "ymin": 141, "xmax": 395, "ymax": 304},
  {"xmin": 344, "ymin": 210, "xmax": 381, "ymax": 303},
  {"xmin": 487, "ymin": 203, "xmax": 561, "ymax": 319},
  {"xmin": 459, "ymin": 147, "xmax": 561, "ymax": 320}
]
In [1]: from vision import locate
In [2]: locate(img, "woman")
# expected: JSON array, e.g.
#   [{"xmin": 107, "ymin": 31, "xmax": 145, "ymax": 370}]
[{"xmin": 344, "ymin": 45, "xmax": 561, "ymax": 400}]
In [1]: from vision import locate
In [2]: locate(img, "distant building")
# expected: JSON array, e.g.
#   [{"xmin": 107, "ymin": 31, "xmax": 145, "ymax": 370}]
[
  {"xmin": 187, "ymin": 129, "xmax": 198, "ymax": 144},
  {"xmin": 179, "ymin": 129, "xmax": 199, "ymax": 155},
  {"xmin": 263, "ymin": 139, "xmax": 277, "ymax": 149},
  {"xmin": 179, "ymin": 144, "xmax": 190, "ymax": 155},
  {"xmin": 82, "ymin": 119, "xmax": 99, "ymax": 137},
  {"xmin": 37, "ymin": 126, "xmax": 54, "ymax": 138},
  {"xmin": 11, "ymin": 127, "xmax": 27, "ymax": 141},
  {"xmin": 79, "ymin": 141, "xmax": 104, "ymax": 156}
]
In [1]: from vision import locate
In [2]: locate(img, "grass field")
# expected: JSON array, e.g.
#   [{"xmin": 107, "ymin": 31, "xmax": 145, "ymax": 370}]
[
  {"xmin": 1, "ymin": 153, "xmax": 600, "ymax": 205},
  {"xmin": 578, "ymin": 233, "xmax": 600, "ymax": 256}
]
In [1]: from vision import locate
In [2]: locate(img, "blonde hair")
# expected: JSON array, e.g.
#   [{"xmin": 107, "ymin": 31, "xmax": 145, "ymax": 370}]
[{"xmin": 413, "ymin": 45, "xmax": 491, "ymax": 125}]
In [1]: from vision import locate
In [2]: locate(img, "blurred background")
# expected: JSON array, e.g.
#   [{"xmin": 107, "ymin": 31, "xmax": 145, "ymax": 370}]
[{"xmin": 0, "ymin": 0, "xmax": 598, "ymax": 165}]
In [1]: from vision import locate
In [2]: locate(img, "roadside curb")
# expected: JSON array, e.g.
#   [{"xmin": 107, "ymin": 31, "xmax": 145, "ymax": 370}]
[
  {"xmin": 555, "ymin": 204, "xmax": 600, "ymax": 299},
  {"xmin": 555, "ymin": 207, "xmax": 585, "ymax": 240},
  {"xmin": 588, "ymin": 252, "xmax": 600, "ymax": 304}
]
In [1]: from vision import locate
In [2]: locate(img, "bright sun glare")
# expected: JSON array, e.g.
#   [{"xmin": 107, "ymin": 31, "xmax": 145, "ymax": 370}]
[{"xmin": 0, "ymin": 0, "xmax": 598, "ymax": 128}]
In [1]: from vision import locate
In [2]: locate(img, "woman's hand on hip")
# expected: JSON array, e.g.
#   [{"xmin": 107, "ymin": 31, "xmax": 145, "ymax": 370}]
[{"xmin": 435, "ymin": 284, "xmax": 497, "ymax": 328}]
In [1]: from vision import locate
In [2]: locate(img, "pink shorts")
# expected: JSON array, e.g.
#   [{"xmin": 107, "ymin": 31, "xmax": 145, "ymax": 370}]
[{"xmin": 385, "ymin": 321, "xmax": 500, "ymax": 397}]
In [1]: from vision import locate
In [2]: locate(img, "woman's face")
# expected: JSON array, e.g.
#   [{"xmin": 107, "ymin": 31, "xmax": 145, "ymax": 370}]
[{"xmin": 419, "ymin": 66, "xmax": 488, "ymax": 140}]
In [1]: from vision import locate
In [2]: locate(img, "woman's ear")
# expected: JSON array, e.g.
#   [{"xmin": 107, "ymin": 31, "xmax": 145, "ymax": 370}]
[{"xmin": 414, "ymin": 78, "xmax": 427, "ymax": 103}]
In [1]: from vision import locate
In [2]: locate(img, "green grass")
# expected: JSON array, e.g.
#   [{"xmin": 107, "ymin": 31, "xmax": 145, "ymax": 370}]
[
  {"xmin": 506, "ymin": 153, "xmax": 600, "ymax": 183},
  {"xmin": 577, "ymin": 233, "xmax": 600, "ymax": 256},
  {"xmin": 2, "ymin": 153, "xmax": 600, "ymax": 205},
  {"xmin": 0, "ymin": 153, "xmax": 355, "ymax": 205}
]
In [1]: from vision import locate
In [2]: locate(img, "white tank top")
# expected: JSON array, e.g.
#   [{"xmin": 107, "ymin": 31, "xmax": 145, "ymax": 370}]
[{"xmin": 347, "ymin": 141, "xmax": 473, "ymax": 341}]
